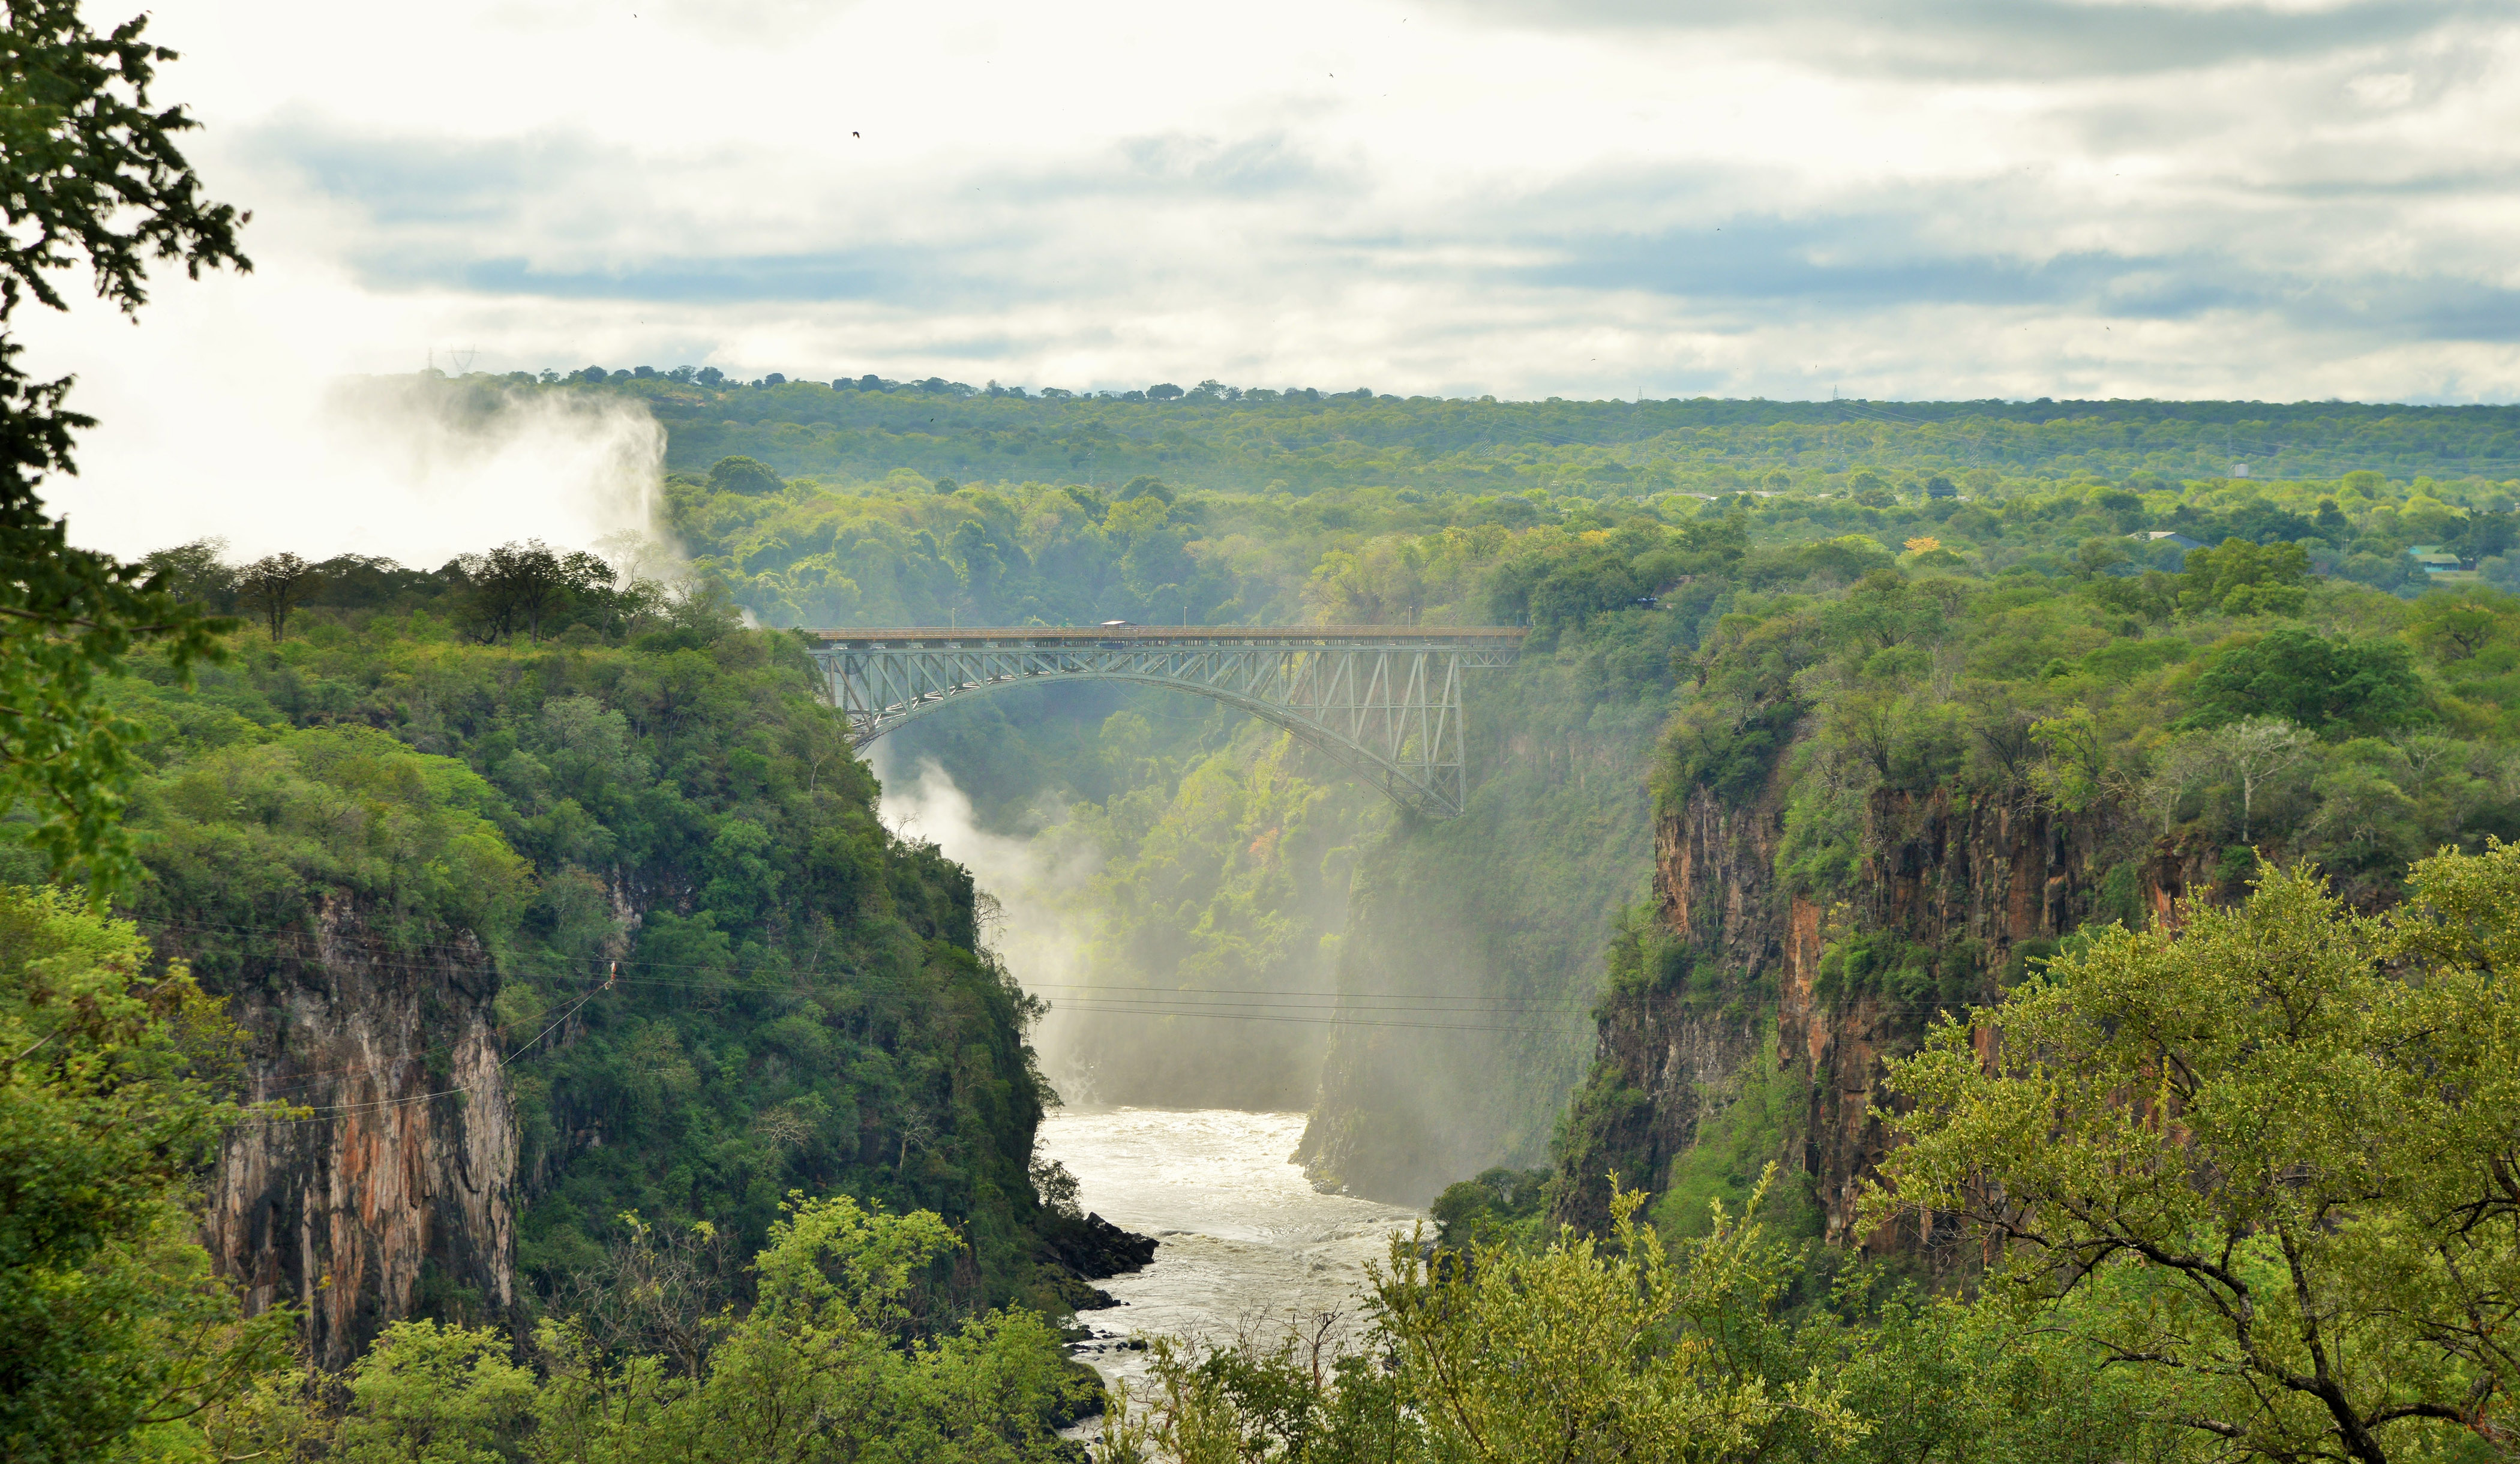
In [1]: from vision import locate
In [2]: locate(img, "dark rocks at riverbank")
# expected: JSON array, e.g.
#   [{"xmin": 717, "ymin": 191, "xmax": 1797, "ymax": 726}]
[
  {"xmin": 1046, "ymin": 1356, "xmax": 1110, "ymax": 1431},
  {"xmin": 1040, "ymin": 1209, "xmax": 1159, "ymax": 1313},
  {"xmin": 1046, "ymin": 1210, "xmax": 1160, "ymax": 1278}
]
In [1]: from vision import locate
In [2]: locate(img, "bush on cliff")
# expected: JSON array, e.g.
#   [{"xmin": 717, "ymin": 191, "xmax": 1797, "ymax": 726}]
[{"xmin": 308, "ymin": 1196, "xmax": 1076, "ymax": 1464}]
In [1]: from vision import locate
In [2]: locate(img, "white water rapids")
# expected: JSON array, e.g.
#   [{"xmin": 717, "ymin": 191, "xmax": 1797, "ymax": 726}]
[{"xmin": 1038, "ymin": 1108, "xmax": 1423, "ymax": 1401}]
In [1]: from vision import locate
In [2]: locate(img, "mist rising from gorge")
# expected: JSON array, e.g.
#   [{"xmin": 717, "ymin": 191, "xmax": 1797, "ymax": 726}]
[
  {"xmin": 871, "ymin": 727, "xmax": 1349, "ymax": 1117},
  {"xmin": 50, "ymin": 364, "xmax": 668, "ymax": 567},
  {"xmin": 871, "ymin": 751, "xmax": 1106, "ymax": 1100}
]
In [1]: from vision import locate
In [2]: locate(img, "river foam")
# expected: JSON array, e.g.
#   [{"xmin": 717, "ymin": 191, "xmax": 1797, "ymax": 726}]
[{"xmin": 1038, "ymin": 1107, "xmax": 1422, "ymax": 1399}]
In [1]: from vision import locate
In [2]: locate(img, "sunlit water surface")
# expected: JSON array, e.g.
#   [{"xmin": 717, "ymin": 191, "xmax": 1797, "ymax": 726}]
[{"xmin": 1037, "ymin": 1108, "xmax": 1423, "ymax": 1406}]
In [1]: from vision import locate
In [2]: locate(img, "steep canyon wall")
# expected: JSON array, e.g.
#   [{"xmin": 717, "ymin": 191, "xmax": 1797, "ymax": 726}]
[
  {"xmin": 175, "ymin": 899, "xmax": 517, "ymax": 1369},
  {"xmin": 1555, "ymin": 763, "xmax": 2208, "ymax": 1248}
]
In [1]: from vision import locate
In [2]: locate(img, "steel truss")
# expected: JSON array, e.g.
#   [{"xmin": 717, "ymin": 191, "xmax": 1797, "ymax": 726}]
[{"xmin": 806, "ymin": 626, "xmax": 1524, "ymax": 818}]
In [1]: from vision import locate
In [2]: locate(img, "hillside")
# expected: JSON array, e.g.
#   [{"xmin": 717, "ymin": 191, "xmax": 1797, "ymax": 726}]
[
  {"xmin": 45, "ymin": 569, "xmax": 1113, "ymax": 1362},
  {"xmin": 112, "ymin": 376, "xmax": 2520, "ymax": 1234}
]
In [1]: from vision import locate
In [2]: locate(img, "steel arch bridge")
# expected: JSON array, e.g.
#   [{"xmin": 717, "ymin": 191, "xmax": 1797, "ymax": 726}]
[{"xmin": 805, "ymin": 626, "xmax": 1525, "ymax": 818}]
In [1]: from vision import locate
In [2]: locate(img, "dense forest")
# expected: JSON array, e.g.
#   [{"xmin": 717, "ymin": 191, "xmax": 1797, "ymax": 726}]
[
  {"xmin": 20, "ymin": 377, "xmax": 2520, "ymax": 1458},
  {"xmin": 14, "ymin": 4, "xmax": 2520, "ymax": 1458},
  {"xmin": 434, "ymin": 366, "xmax": 2520, "ymax": 490},
  {"xmin": 610, "ymin": 369, "xmax": 2520, "ymax": 1196},
  {"xmin": 638, "ymin": 379, "xmax": 2520, "ymax": 1460},
  {"xmin": 84, "ymin": 564, "xmax": 1071, "ymax": 1304}
]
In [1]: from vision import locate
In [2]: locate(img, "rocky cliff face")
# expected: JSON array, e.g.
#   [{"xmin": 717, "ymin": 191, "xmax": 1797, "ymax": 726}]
[
  {"xmin": 184, "ymin": 897, "xmax": 517, "ymax": 1369},
  {"xmin": 1557, "ymin": 767, "xmax": 2207, "ymax": 1249}
]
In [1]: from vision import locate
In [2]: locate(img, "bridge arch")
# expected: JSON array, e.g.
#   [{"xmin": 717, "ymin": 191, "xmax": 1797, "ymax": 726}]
[{"xmin": 805, "ymin": 626, "xmax": 1523, "ymax": 818}]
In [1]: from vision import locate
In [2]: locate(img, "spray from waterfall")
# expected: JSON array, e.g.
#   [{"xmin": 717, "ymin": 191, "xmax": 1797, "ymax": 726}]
[
  {"xmin": 52, "ymin": 369, "xmax": 668, "ymax": 567},
  {"xmin": 870, "ymin": 751, "xmax": 1106, "ymax": 1103}
]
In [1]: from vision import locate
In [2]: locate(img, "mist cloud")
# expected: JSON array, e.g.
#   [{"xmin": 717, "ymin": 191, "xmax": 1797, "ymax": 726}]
[
  {"xmin": 873, "ymin": 754, "xmax": 1104, "ymax": 1101},
  {"xmin": 37, "ymin": 334, "xmax": 664, "ymax": 565}
]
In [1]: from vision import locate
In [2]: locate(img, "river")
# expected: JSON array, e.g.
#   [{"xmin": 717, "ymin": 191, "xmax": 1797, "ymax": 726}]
[{"xmin": 1037, "ymin": 1107, "xmax": 1424, "ymax": 1402}]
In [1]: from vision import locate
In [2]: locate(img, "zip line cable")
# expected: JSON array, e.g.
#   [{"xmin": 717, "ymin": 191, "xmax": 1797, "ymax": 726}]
[
  {"xmin": 199, "ymin": 954, "xmax": 1605, "ymax": 1114},
  {"xmin": 1022, "ymin": 980, "xmax": 1588, "ymax": 1003},
  {"xmin": 136, "ymin": 916, "xmax": 2048, "ymax": 1084},
  {"xmin": 124, "ymin": 914, "xmax": 1603, "ymax": 1010},
  {"xmin": 1047, "ymin": 1003, "xmax": 1593, "ymax": 1036},
  {"xmin": 504, "ymin": 980, "xmax": 610, "ymax": 1067},
  {"xmin": 134, "ymin": 926, "xmax": 1600, "ymax": 1015}
]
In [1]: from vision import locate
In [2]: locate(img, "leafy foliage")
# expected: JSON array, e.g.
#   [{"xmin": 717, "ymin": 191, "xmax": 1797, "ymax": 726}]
[
  {"xmin": 2185, "ymin": 625, "xmax": 2428, "ymax": 733},
  {"xmin": 1875, "ymin": 850, "xmax": 2520, "ymax": 1463},
  {"xmin": 190, "ymin": 1195, "xmax": 1083, "ymax": 1463},
  {"xmin": 1651, "ymin": 539, "xmax": 2520, "ymax": 919},
  {"xmin": 0, "ymin": 1, "xmax": 247, "ymax": 892},
  {"xmin": 1105, "ymin": 1175, "xmax": 2182, "ymax": 1464},
  {"xmin": 0, "ymin": 887, "xmax": 292, "ymax": 1462}
]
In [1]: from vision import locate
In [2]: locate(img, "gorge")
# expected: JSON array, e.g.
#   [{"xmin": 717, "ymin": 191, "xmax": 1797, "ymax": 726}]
[{"xmin": 31, "ymin": 380, "xmax": 2520, "ymax": 1447}]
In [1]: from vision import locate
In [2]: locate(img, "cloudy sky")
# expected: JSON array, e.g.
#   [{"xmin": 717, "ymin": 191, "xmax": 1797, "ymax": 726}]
[{"xmin": 22, "ymin": 0, "xmax": 2520, "ymax": 555}]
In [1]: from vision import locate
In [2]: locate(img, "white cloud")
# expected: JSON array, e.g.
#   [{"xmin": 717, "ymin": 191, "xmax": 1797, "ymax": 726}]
[{"xmin": 20, "ymin": 0, "xmax": 2520, "ymax": 556}]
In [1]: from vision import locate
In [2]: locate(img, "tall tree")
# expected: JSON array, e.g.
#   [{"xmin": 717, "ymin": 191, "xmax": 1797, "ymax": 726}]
[
  {"xmin": 235, "ymin": 550, "xmax": 313, "ymax": 641},
  {"xmin": 464, "ymin": 539, "xmax": 614, "ymax": 643},
  {"xmin": 0, "ymin": 0, "xmax": 249, "ymax": 892},
  {"xmin": 2210, "ymin": 715, "xmax": 2312, "ymax": 843},
  {"xmin": 1874, "ymin": 854, "xmax": 2520, "ymax": 1463}
]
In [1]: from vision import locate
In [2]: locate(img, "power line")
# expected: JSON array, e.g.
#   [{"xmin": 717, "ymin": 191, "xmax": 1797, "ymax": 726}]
[
  {"xmin": 127, "ymin": 916, "xmax": 1610, "ymax": 1010},
  {"xmin": 1022, "ymin": 981, "xmax": 1593, "ymax": 1006},
  {"xmin": 1048, "ymin": 1002, "xmax": 1593, "ymax": 1036}
]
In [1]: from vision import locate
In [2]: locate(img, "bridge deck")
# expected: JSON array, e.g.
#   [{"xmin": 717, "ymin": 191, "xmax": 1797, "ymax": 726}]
[{"xmin": 807, "ymin": 625, "xmax": 1526, "ymax": 647}]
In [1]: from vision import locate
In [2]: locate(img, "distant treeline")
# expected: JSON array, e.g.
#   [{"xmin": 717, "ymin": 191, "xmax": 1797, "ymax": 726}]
[
  {"xmin": 398, "ymin": 370, "xmax": 2520, "ymax": 494},
  {"xmin": 655, "ymin": 450, "xmax": 2519, "ymax": 636}
]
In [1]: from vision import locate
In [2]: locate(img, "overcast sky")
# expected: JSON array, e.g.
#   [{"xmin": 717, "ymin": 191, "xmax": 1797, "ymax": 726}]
[{"xmin": 23, "ymin": 0, "xmax": 2520, "ymax": 556}]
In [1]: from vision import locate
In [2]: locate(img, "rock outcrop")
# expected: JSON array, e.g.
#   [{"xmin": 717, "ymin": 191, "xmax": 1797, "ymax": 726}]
[
  {"xmin": 183, "ymin": 897, "xmax": 517, "ymax": 1369},
  {"xmin": 1556, "ymin": 764, "xmax": 2210, "ymax": 1251},
  {"xmin": 1038, "ymin": 1210, "xmax": 1160, "ymax": 1312}
]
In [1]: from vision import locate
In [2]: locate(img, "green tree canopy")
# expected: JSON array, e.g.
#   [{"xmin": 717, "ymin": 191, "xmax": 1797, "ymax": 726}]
[
  {"xmin": 2184, "ymin": 625, "xmax": 2427, "ymax": 734},
  {"xmin": 706, "ymin": 454, "xmax": 785, "ymax": 496},
  {"xmin": 1874, "ymin": 851, "xmax": 2520, "ymax": 1463},
  {"xmin": 2179, "ymin": 536, "xmax": 2311, "ymax": 617},
  {"xmin": 0, "ymin": 0, "xmax": 248, "ymax": 892},
  {"xmin": 0, "ymin": 887, "xmax": 290, "ymax": 1461},
  {"xmin": 311, "ymin": 1195, "xmax": 1077, "ymax": 1464}
]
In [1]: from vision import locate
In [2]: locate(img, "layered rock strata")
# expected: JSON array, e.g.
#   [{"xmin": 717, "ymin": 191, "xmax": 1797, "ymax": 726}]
[
  {"xmin": 185, "ymin": 897, "xmax": 517, "ymax": 1369},
  {"xmin": 1558, "ymin": 768, "xmax": 2210, "ymax": 1251}
]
